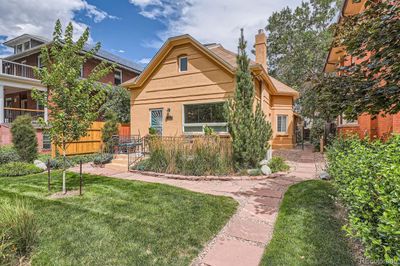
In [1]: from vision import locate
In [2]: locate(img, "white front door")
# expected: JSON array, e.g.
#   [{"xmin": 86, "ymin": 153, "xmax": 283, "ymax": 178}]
[{"xmin": 150, "ymin": 109, "xmax": 163, "ymax": 135}]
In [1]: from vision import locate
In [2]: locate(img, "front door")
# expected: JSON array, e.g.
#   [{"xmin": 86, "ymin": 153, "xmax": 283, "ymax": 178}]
[{"xmin": 150, "ymin": 109, "xmax": 163, "ymax": 135}]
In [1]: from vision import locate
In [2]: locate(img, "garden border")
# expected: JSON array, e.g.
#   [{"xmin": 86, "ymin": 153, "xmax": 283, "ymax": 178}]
[{"xmin": 129, "ymin": 169, "xmax": 286, "ymax": 181}]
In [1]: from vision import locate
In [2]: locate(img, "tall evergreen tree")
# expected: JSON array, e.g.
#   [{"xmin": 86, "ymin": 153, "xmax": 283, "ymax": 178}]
[{"xmin": 226, "ymin": 29, "xmax": 272, "ymax": 169}]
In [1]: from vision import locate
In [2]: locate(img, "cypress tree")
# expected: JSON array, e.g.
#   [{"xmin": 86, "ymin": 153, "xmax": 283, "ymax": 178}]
[{"xmin": 226, "ymin": 29, "xmax": 272, "ymax": 169}]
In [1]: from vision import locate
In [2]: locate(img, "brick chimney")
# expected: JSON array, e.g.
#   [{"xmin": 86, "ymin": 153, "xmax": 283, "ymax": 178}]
[{"xmin": 255, "ymin": 29, "xmax": 267, "ymax": 70}]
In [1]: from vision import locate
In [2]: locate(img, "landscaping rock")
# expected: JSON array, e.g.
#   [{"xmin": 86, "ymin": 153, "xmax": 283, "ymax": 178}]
[
  {"xmin": 319, "ymin": 171, "xmax": 330, "ymax": 180},
  {"xmin": 247, "ymin": 169, "xmax": 261, "ymax": 176},
  {"xmin": 259, "ymin": 159, "xmax": 269, "ymax": 166},
  {"xmin": 34, "ymin": 160, "xmax": 47, "ymax": 170},
  {"xmin": 261, "ymin": 165, "xmax": 272, "ymax": 175}
]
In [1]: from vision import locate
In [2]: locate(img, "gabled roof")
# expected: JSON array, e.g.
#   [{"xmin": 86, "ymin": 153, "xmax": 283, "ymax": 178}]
[{"xmin": 122, "ymin": 34, "xmax": 299, "ymax": 98}]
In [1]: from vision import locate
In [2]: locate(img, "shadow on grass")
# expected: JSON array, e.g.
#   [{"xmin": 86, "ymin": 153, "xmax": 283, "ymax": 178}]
[{"xmin": 261, "ymin": 180, "xmax": 355, "ymax": 266}]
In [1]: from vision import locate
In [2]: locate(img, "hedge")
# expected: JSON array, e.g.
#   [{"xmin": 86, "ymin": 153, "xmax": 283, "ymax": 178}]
[
  {"xmin": 327, "ymin": 136, "xmax": 400, "ymax": 264},
  {"xmin": 0, "ymin": 162, "xmax": 43, "ymax": 177}
]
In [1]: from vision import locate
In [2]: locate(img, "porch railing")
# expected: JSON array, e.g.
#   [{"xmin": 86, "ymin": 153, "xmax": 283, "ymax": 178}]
[
  {"xmin": 4, "ymin": 107, "xmax": 45, "ymax": 124},
  {"xmin": 0, "ymin": 59, "xmax": 38, "ymax": 80}
]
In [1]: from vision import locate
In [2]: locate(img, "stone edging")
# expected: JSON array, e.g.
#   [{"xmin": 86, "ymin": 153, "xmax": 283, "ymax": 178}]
[{"xmin": 129, "ymin": 169, "xmax": 286, "ymax": 181}]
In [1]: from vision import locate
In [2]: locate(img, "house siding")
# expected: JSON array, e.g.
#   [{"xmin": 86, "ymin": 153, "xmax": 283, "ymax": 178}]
[
  {"xmin": 131, "ymin": 43, "xmax": 235, "ymax": 136},
  {"xmin": 130, "ymin": 42, "xmax": 296, "ymax": 149}
]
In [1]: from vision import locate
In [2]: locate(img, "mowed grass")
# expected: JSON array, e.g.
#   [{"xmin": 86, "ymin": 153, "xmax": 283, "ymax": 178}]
[
  {"xmin": 0, "ymin": 171, "xmax": 237, "ymax": 265},
  {"xmin": 261, "ymin": 180, "xmax": 355, "ymax": 266}
]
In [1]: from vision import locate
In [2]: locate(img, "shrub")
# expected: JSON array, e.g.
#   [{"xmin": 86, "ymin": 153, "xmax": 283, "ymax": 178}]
[
  {"xmin": 101, "ymin": 110, "xmax": 119, "ymax": 152},
  {"xmin": 0, "ymin": 162, "xmax": 43, "ymax": 177},
  {"xmin": 93, "ymin": 153, "xmax": 113, "ymax": 165},
  {"xmin": 48, "ymin": 154, "xmax": 100, "ymax": 169},
  {"xmin": 327, "ymin": 136, "xmax": 400, "ymax": 264},
  {"xmin": 0, "ymin": 200, "xmax": 38, "ymax": 264},
  {"xmin": 310, "ymin": 118, "xmax": 325, "ymax": 151},
  {"xmin": 268, "ymin": 157, "xmax": 290, "ymax": 173},
  {"xmin": 10, "ymin": 115, "xmax": 38, "ymax": 163},
  {"xmin": 140, "ymin": 136, "xmax": 233, "ymax": 176},
  {"xmin": 0, "ymin": 145, "xmax": 20, "ymax": 164}
]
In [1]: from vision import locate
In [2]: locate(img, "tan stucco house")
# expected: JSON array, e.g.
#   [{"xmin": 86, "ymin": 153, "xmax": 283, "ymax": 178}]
[{"xmin": 122, "ymin": 30, "xmax": 299, "ymax": 149}]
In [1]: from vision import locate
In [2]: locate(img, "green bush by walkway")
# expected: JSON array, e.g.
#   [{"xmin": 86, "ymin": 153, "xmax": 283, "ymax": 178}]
[
  {"xmin": 0, "ymin": 171, "xmax": 237, "ymax": 265},
  {"xmin": 0, "ymin": 162, "xmax": 43, "ymax": 177},
  {"xmin": 327, "ymin": 136, "xmax": 400, "ymax": 264},
  {"xmin": 261, "ymin": 180, "xmax": 355, "ymax": 265}
]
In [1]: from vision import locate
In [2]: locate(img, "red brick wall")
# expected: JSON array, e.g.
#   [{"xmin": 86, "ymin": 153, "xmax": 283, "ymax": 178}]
[
  {"xmin": 340, "ymin": 112, "xmax": 400, "ymax": 139},
  {"xmin": 14, "ymin": 52, "xmax": 138, "ymax": 85},
  {"xmin": 83, "ymin": 58, "xmax": 137, "ymax": 84}
]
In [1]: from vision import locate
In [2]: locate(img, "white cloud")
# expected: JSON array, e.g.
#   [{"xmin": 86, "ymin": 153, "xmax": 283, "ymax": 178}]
[
  {"xmin": 130, "ymin": 0, "xmax": 303, "ymax": 53},
  {"xmin": 0, "ymin": 0, "xmax": 116, "ymax": 42},
  {"xmin": 138, "ymin": 57, "xmax": 151, "ymax": 64},
  {"xmin": 83, "ymin": 1, "xmax": 119, "ymax": 23}
]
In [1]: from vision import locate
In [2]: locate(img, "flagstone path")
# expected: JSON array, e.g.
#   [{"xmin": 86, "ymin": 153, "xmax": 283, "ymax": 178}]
[{"xmin": 70, "ymin": 144, "xmax": 324, "ymax": 266}]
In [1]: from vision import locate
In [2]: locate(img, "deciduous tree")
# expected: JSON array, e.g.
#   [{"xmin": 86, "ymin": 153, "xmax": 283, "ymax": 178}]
[{"xmin": 33, "ymin": 20, "xmax": 114, "ymax": 193}]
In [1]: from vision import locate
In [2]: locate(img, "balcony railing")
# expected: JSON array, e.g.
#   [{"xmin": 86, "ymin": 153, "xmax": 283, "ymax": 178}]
[
  {"xmin": 4, "ymin": 107, "xmax": 45, "ymax": 124},
  {"xmin": 0, "ymin": 59, "xmax": 38, "ymax": 80}
]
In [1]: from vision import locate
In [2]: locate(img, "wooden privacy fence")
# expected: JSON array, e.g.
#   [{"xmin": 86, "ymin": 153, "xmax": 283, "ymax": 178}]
[{"xmin": 51, "ymin": 122, "xmax": 130, "ymax": 157}]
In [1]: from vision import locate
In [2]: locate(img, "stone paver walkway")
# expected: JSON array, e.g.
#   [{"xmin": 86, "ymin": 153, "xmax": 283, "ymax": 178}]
[{"xmin": 70, "ymin": 145, "xmax": 324, "ymax": 266}]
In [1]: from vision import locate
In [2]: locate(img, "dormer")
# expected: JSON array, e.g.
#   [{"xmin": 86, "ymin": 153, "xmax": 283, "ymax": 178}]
[{"xmin": 3, "ymin": 34, "xmax": 48, "ymax": 55}]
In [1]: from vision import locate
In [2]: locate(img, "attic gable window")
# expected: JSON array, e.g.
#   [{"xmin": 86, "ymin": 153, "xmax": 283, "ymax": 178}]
[{"xmin": 179, "ymin": 56, "xmax": 188, "ymax": 72}]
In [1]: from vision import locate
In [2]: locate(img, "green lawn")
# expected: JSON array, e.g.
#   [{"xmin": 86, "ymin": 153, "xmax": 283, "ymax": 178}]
[
  {"xmin": 0, "ymin": 171, "xmax": 237, "ymax": 265},
  {"xmin": 261, "ymin": 180, "xmax": 355, "ymax": 266}
]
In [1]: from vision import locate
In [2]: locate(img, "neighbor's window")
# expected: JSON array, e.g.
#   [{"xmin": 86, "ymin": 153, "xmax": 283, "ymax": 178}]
[
  {"xmin": 42, "ymin": 133, "xmax": 51, "ymax": 150},
  {"xmin": 37, "ymin": 56, "xmax": 43, "ymax": 68},
  {"xmin": 179, "ymin": 56, "xmax": 188, "ymax": 72},
  {"xmin": 114, "ymin": 69, "xmax": 122, "ymax": 85},
  {"xmin": 277, "ymin": 115, "xmax": 288, "ymax": 133},
  {"xmin": 183, "ymin": 102, "xmax": 227, "ymax": 133},
  {"xmin": 24, "ymin": 41, "xmax": 30, "ymax": 51},
  {"xmin": 16, "ymin": 44, "xmax": 23, "ymax": 54},
  {"xmin": 339, "ymin": 115, "xmax": 358, "ymax": 126}
]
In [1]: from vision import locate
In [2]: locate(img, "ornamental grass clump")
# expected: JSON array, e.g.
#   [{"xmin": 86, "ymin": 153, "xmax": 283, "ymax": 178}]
[
  {"xmin": 0, "ymin": 200, "xmax": 38, "ymax": 264},
  {"xmin": 327, "ymin": 136, "xmax": 400, "ymax": 264},
  {"xmin": 142, "ymin": 136, "xmax": 233, "ymax": 176}
]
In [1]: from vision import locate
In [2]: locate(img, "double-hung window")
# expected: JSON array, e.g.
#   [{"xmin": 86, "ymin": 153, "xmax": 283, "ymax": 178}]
[
  {"xmin": 277, "ymin": 115, "xmax": 288, "ymax": 134},
  {"xmin": 183, "ymin": 102, "xmax": 227, "ymax": 134}
]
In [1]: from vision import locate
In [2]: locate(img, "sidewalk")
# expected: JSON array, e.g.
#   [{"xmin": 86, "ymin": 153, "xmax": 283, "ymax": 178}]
[{"xmin": 70, "ymin": 145, "xmax": 324, "ymax": 266}]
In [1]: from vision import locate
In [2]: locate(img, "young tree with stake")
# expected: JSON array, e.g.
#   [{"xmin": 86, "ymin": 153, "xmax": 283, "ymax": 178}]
[{"xmin": 33, "ymin": 20, "xmax": 114, "ymax": 193}]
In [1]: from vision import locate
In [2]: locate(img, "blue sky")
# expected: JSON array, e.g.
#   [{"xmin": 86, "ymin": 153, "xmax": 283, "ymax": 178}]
[{"xmin": 0, "ymin": 0, "xmax": 303, "ymax": 66}]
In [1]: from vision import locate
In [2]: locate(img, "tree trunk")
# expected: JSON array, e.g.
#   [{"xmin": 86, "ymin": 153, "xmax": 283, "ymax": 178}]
[{"xmin": 62, "ymin": 143, "xmax": 67, "ymax": 194}]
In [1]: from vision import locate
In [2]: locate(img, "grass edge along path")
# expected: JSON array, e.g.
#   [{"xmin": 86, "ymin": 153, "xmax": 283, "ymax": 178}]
[{"xmin": 261, "ymin": 180, "xmax": 355, "ymax": 266}]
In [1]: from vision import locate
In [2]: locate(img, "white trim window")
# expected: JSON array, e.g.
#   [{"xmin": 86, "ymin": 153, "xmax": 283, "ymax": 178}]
[
  {"xmin": 114, "ymin": 69, "xmax": 122, "ymax": 85},
  {"xmin": 183, "ymin": 102, "xmax": 227, "ymax": 134},
  {"xmin": 178, "ymin": 56, "xmax": 188, "ymax": 72},
  {"xmin": 277, "ymin": 115, "xmax": 288, "ymax": 134},
  {"xmin": 338, "ymin": 115, "xmax": 358, "ymax": 126},
  {"xmin": 37, "ymin": 56, "xmax": 44, "ymax": 68}
]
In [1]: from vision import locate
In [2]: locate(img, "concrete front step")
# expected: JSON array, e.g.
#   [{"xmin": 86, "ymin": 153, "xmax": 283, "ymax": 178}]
[
  {"xmin": 111, "ymin": 158, "xmax": 129, "ymax": 164},
  {"xmin": 104, "ymin": 163, "xmax": 129, "ymax": 171}
]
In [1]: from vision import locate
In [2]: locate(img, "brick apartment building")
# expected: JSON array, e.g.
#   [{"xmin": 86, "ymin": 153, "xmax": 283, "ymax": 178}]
[
  {"xmin": 0, "ymin": 34, "xmax": 142, "ymax": 151},
  {"xmin": 324, "ymin": 0, "xmax": 400, "ymax": 139}
]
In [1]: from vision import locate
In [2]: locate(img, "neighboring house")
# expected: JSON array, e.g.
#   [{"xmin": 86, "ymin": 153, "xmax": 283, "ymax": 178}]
[
  {"xmin": 324, "ymin": 0, "xmax": 400, "ymax": 139},
  {"xmin": 122, "ymin": 30, "xmax": 300, "ymax": 149},
  {"xmin": 0, "ymin": 34, "xmax": 142, "ymax": 151}
]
